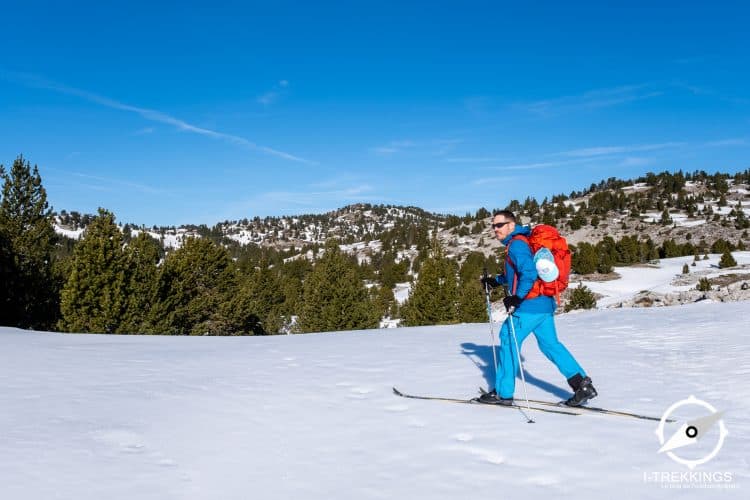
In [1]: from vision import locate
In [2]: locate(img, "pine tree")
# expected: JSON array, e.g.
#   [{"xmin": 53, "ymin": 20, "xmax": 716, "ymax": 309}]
[
  {"xmin": 659, "ymin": 208, "xmax": 672, "ymax": 226},
  {"xmin": 0, "ymin": 163, "xmax": 13, "ymax": 323},
  {"xmin": 456, "ymin": 253, "xmax": 489, "ymax": 323},
  {"xmin": 230, "ymin": 261, "xmax": 286, "ymax": 334},
  {"xmin": 149, "ymin": 237, "xmax": 237, "ymax": 335},
  {"xmin": 572, "ymin": 242, "xmax": 598, "ymax": 275},
  {"xmin": 120, "ymin": 232, "xmax": 161, "ymax": 333},
  {"xmin": 719, "ymin": 249, "xmax": 737, "ymax": 269},
  {"xmin": 0, "ymin": 217, "xmax": 15, "ymax": 321},
  {"xmin": 0, "ymin": 156, "xmax": 57, "ymax": 329},
  {"xmin": 297, "ymin": 239, "xmax": 377, "ymax": 333},
  {"xmin": 682, "ymin": 263, "xmax": 689, "ymax": 274},
  {"xmin": 374, "ymin": 284, "xmax": 397, "ymax": 320},
  {"xmin": 696, "ymin": 278, "xmax": 712, "ymax": 292},
  {"xmin": 597, "ymin": 253, "xmax": 614, "ymax": 274},
  {"xmin": 564, "ymin": 283, "xmax": 597, "ymax": 312},
  {"xmin": 277, "ymin": 258, "xmax": 312, "ymax": 321},
  {"xmin": 401, "ymin": 239, "xmax": 459, "ymax": 326},
  {"xmin": 59, "ymin": 208, "xmax": 127, "ymax": 333},
  {"xmin": 457, "ymin": 278, "xmax": 486, "ymax": 323}
]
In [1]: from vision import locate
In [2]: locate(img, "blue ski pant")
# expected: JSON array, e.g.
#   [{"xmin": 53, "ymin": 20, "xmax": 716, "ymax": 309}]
[{"xmin": 496, "ymin": 312, "xmax": 585, "ymax": 399}]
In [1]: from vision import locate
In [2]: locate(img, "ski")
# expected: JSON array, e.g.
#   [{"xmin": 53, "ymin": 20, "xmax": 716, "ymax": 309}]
[
  {"xmin": 392, "ymin": 387, "xmax": 581, "ymax": 416},
  {"xmin": 478, "ymin": 387, "xmax": 672, "ymax": 422}
]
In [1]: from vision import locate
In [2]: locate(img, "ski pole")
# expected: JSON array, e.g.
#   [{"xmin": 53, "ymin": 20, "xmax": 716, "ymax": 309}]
[
  {"xmin": 482, "ymin": 267, "xmax": 499, "ymax": 381},
  {"xmin": 507, "ymin": 306, "xmax": 533, "ymax": 418}
]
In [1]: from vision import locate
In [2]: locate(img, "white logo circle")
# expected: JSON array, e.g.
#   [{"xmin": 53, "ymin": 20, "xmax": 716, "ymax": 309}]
[{"xmin": 655, "ymin": 395, "xmax": 729, "ymax": 469}]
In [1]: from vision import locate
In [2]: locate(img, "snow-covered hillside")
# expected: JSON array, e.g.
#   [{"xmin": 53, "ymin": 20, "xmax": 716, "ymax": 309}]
[
  {"xmin": 2, "ymin": 302, "xmax": 748, "ymax": 499},
  {"xmin": 578, "ymin": 251, "xmax": 750, "ymax": 308}
]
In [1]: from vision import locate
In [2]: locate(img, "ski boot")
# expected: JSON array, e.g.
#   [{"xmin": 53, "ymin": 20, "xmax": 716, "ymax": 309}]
[
  {"xmin": 565, "ymin": 374, "xmax": 598, "ymax": 407},
  {"xmin": 476, "ymin": 390, "xmax": 514, "ymax": 406}
]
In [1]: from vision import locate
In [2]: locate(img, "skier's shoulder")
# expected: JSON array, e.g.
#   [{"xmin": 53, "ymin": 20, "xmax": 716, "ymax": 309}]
[{"xmin": 506, "ymin": 226, "xmax": 533, "ymax": 255}]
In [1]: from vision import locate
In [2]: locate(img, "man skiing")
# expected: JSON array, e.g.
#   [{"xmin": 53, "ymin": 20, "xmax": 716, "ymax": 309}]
[{"xmin": 478, "ymin": 210, "xmax": 597, "ymax": 407}]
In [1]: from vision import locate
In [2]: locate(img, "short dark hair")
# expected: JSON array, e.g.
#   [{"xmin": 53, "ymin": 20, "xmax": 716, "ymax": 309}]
[{"xmin": 492, "ymin": 210, "xmax": 516, "ymax": 222}]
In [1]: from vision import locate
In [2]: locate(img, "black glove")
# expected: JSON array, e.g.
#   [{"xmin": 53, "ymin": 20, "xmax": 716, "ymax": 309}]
[
  {"xmin": 502, "ymin": 295, "xmax": 522, "ymax": 312},
  {"xmin": 480, "ymin": 275, "xmax": 499, "ymax": 289}
]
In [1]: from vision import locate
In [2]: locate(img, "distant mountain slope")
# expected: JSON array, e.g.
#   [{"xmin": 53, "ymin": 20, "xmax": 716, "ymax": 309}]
[{"xmin": 53, "ymin": 172, "xmax": 750, "ymax": 268}]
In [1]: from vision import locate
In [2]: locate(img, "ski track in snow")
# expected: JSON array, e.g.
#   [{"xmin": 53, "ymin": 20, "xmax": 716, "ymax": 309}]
[{"xmin": 2, "ymin": 301, "xmax": 750, "ymax": 499}]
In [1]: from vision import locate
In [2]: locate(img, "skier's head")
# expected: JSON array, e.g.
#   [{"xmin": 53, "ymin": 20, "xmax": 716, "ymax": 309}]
[{"xmin": 491, "ymin": 210, "xmax": 516, "ymax": 240}]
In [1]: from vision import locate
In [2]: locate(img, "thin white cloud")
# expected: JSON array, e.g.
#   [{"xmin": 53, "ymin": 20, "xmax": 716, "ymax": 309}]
[
  {"xmin": 370, "ymin": 140, "xmax": 416, "ymax": 155},
  {"xmin": 471, "ymin": 175, "xmax": 520, "ymax": 186},
  {"xmin": 558, "ymin": 142, "xmax": 686, "ymax": 158},
  {"xmin": 704, "ymin": 137, "xmax": 748, "ymax": 147},
  {"xmin": 670, "ymin": 80, "xmax": 750, "ymax": 105},
  {"xmin": 256, "ymin": 80, "xmax": 290, "ymax": 106},
  {"xmin": 670, "ymin": 81, "xmax": 711, "ymax": 95},
  {"xmin": 74, "ymin": 182, "xmax": 114, "ymax": 193},
  {"xmin": 3, "ymin": 71, "xmax": 313, "ymax": 164},
  {"xmin": 445, "ymin": 157, "xmax": 507, "ymax": 163},
  {"xmin": 370, "ymin": 138, "xmax": 461, "ymax": 156},
  {"xmin": 71, "ymin": 172, "xmax": 164, "ymax": 195},
  {"xmin": 431, "ymin": 139, "xmax": 463, "ymax": 156},
  {"xmin": 517, "ymin": 84, "xmax": 663, "ymax": 117},
  {"xmin": 256, "ymin": 91, "xmax": 279, "ymax": 106},
  {"xmin": 372, "ymin": 147, "xmax": 401, "ymax": 155},
  {"xmin": 489, "ymin": 156, "xmax": 611, "ymax": 171}
]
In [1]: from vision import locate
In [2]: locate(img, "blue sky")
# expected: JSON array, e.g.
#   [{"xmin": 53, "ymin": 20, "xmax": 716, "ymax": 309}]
[{"xmin": 1, "ymin": 1, "xmax": 749, "ymax": 226}]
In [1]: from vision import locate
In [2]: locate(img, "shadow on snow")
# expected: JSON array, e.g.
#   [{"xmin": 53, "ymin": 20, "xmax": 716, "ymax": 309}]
[{"xmin": 460, "ymin": 341, "xmax": 571, "ymax": 401}]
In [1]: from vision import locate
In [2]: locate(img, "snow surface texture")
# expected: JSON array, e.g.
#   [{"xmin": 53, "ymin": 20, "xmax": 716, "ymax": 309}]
[{"xmin": 2, "ymin": 302, "xmax": 748, "ymax": 499}]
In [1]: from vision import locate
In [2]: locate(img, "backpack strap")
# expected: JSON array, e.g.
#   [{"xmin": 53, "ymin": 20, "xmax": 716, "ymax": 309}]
[{"xmin": 505, "ymin": 235, "xmax": 529, "ymax": 296}]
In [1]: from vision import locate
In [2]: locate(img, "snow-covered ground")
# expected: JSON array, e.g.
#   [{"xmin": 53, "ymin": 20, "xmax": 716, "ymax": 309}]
[
  {"xmin": 579, "ymin": 252, "xmax": 750, "ymax": 308},
  {"xmin": 2, "ymin": 301, "xmax": 748, "ymax": 499}
]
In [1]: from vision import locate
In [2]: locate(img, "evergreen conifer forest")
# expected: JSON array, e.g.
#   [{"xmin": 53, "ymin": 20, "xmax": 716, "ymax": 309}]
[{"xmin": 2, "ymin": 155, "xmax": 749, "ymax": 334}]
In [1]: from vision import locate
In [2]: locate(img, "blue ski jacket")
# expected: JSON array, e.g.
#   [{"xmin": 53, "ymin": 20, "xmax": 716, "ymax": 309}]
[{"xmin": 494, "ymin": 225, "xmax": 556, "ymax": 314}]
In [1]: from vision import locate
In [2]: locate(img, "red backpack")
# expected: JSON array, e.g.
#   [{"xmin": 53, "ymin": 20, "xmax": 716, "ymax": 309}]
[{"xmin": 506, "ymin": 224, "xmax": 571, "ymax": 304}]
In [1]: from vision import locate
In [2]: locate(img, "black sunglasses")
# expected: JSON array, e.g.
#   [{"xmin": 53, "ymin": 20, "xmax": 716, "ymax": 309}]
[{"xmin": 491, "ymin": 221, "xmax": 510, "ymax": 229}]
